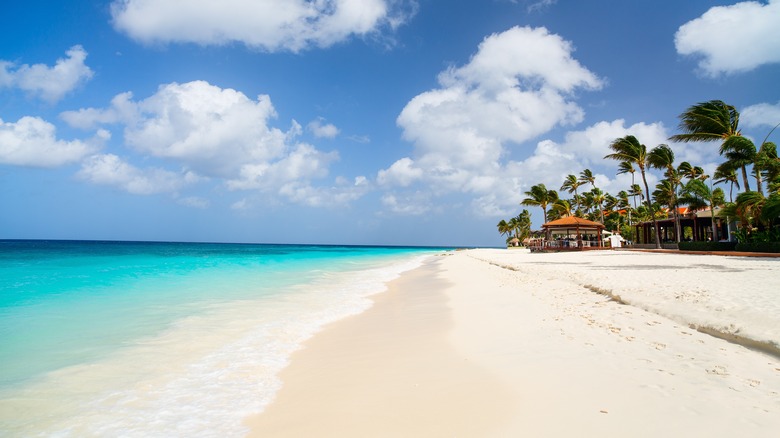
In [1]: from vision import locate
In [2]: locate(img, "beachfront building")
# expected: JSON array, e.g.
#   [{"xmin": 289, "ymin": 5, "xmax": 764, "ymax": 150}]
[
  {"xmin": 530, "ymin": 216, "xmax": 606, "ymax": 252},
  {"xmin": 633, "ymin": 207, "xmax": 731, "ymax": 249}
]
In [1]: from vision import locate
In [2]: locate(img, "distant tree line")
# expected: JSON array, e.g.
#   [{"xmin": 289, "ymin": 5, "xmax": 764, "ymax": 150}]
[{"xmin": 497, "ymin": 100, "xmax": 780, "ymax": 248}]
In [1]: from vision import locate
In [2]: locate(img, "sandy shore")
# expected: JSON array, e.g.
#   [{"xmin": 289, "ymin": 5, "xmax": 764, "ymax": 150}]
[{"xmin": 247, "ymin": 249, "xmax": 780, "ymax": 437}]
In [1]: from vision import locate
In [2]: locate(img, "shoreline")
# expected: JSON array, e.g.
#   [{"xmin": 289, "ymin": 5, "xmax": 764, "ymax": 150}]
[
  {"xmin": 247, "ymin": 249, "xmax": 780, "ymax": 437},
  {"xmin": 245, "ymin": 256, "xmax": 516, "ymax": 436}
]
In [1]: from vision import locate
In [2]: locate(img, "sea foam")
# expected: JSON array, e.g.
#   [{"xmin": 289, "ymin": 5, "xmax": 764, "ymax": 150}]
[{"xmin": 0, "ymin": 242, "xmax": 436, "ymax": 436}]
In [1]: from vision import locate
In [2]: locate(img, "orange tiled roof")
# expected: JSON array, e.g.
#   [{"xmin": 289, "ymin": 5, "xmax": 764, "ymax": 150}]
[{"xmin": 542, "ymin": 216, "xmax": 605, "ymax": 229}]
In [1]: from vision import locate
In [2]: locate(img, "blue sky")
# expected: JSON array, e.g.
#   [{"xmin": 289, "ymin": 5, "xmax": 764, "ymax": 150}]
[{"xmin": 2, "ymin": 0, "xmax": 780, "ymax": 247}]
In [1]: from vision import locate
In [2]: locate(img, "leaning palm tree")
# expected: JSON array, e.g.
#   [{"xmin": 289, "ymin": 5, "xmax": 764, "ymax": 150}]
[
  {"xmin": 560, "ymin": 174, "xmax": 583, "ymax": 214},
  {"xmin": 497, "ymin": 219, "xmax": 512, "ymax": 242},
  {"xmin": 579, "ymin": 169, "xmax": 597, "ymax": 191},
  {"xmin": 550, "ymin": 198, "xmax": 574, "ymax": 219},
  {"xmin": 678, "ymin": 161, "xmax": 706, "ymax": 181},
  {"xmin": 648, "ymin": 144, "xmax": 682, "ymax": 242},
  {"xmin": 670, "ymin": 100, "xmax": 754, "ymax": 191},
  {"xmin": 521, "ymin": 184, "xmax": 558, "ymax": 224},
  {"xmin": 605, "ymin": 135, "xmax": 662, "ymax": 248},
  {"xmin": 753, "ymin": 141, "xmax": 779, "ymax": 194},
  {"xmin": 722, "ymin": 139, "xmax": 756, "ymax": 192},
  {"xmin": 714, "ymin": 163, "xmax": 740, "ymax": 202}
]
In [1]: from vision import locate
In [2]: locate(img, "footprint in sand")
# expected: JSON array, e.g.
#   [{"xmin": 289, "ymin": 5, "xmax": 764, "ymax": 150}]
[
  {"xmin": 652, "ymin": 342, "xmax": 666, "ymax": 350},
  {"xmin": 745, "ymin": 379, "xmax": 761, "ymax": 387},
  {"xmin": 707, "ymin": 365, "xmax": 729, "ymax": 376}
]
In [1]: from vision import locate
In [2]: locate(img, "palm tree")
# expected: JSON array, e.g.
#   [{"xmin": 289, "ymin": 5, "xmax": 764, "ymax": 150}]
[
  {"xmin": 580, "ymin": 191, "xmax": 594, "ymax": 216},
  {"xmin": 628, "ymin": 183, "xmax": 643, "ymax": 209},
  {"xmin": 617, "ymin": 161, "xmax": 636, "ymax": 182},
  {"xmin": 605, "ymin": 135, "xmax": 662, "ymax": 248},
  {"xmin": 617, "ymin": 190, "xmax": 632, "ymax": 226},
  {"xmin": 678, "ymin": 161, "xmax": 706, "ymax": 181},
  {"xmin": 560, "ymin": 174, "xmax": 583, "ymax": 214},
  {"xmin": 579, "ymin": 169, "xmax": 597, "ymax": 190},
  {"xmin": 511, "ymin": 210, "xmax": 533, "ymax": 242},
  {"xmin": 590, "ymin": 187, "xmax": 606, "ymax": 224},
  {"xmin": 521, "ymin": 184, "xmax": 558, "ymax": 224},
  {"xmin": 497, "ymin": 219, "xmax": 512, "ymax": 242},
  {"xmin": 550, "ymin": 199, "xmax": 573, "ymax": 220},
  {"xmin": 753, "ymin": 141, "xmax": 779, "ymax": 194},
  {"xmin": 722, "ymin": 138, "xmax": 756, "ymax": 192},
  {"xmin": 680, "ymin": 179, "xmax": 725, "ymax": 241},
  {"xmin": 669, "ymin": 100, "xmax": 754, "ymax": 191},
  {"xmin": 648, "ymin": 144, "xmax": 682, "ymax": 242},
  {"xmin": 714, "ymin": 163, "xmax": 740, "ymax": 202},
  {"xmin": 734, "ymin": 191, "xmax": 767, "ymax": 229}
]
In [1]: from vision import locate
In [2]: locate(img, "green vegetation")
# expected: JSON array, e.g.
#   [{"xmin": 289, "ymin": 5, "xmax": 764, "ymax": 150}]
[
  {"xmin": 496, "ymin": 100, "xmax": 780, "ymax": 251},
  {"xmin": 497, "ymin": 210, "xmax": 532, "ymax": 247}
]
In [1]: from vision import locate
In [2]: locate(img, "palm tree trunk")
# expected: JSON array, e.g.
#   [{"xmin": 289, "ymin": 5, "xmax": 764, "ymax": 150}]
[
  {"xmin": 674, "ymin": 206, "xmax": 682, "ymax": 243},
  {"xmin": 755, "ymin": 167, "xmax": 763, "ymax": 194},
  {"xmin": 710, "ymin": 203, "xmax": 719, "ymax": 242},
  {"xmin": 741, "ymin": 165, "xmax": 751, "ymax": 192},
  {"xmin": 599, "ymin": 201, "xmax": 604, "ymax": 224},
  {"xmin": 574, "ymin": 188, "xmax": 580, "ymax": 213},
  {"xmin": 641, "ymin": 169, "xmax": 662, "ymax": 249}
]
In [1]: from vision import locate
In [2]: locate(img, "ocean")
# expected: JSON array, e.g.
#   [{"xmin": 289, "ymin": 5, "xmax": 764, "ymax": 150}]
[{"xmin": 0, "ymin": 240, "xmax": 446, "ymax": 437}]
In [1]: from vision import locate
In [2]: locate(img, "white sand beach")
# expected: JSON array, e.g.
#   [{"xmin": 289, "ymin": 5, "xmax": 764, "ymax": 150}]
[{"xmin": 247, "ymin": 249, "xmax": 780, "ymax": 437}]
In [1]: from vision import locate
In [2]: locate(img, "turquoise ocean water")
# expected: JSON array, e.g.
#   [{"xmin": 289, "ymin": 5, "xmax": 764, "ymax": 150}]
[{"xmin": 0, "ymin": 240, "xmax": 445, "ymax": 437}]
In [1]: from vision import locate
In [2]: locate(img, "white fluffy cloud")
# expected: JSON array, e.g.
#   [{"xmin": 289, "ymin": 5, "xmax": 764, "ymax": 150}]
[
  {"xmin": 0, "ymin": 46, "xmax": 93, "ymax": 102},
  {"xmin": 111, "ymin": 0, "xmax": 415, "ymax": 52},
  {"xmin": 675, "ymin": 0, "xmax": 780, "ymax": 77},
  {"xmin": 78, "ymin": 153, "xmax": 197, "ymax": 195},
  {"xmin": 63, "ymin": 80, "xmax": 360, "ymax": 206},
  {"xmin": 396, "ymin": 26, "xmax": 602, "ymax": 173},
  {"xmin": 0, "ymin": 116, "xmax": 98, "ymax": 167},
  {"xmin": 307, "ymin": 118, "xmax": 340, "ymax": 138},
  {"xmin": 380, "ymin": 26, "xmax": 602, "ymax": 215},
  {"xmin": 376, "ymin": 157, "xmax": 422, "ymax": 187},
  {"xmin": 741, "ymin": 101, "xmax": 780, "ymax": 129},
  {"xmin": 512, "ymin": 120, "xmax": 670, "ymax": 195}
]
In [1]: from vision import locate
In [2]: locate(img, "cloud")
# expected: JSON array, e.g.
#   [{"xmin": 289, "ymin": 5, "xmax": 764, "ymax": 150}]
[
  {"xmin": 307, "ymin": 118, "xmax": 340, "ymax": 138},
  {"xmin": 526, "ymin": 0, "xmax": 557, "ymax": 13},
  {"xmin": 512, "ymin": 120, "xmax": 670, "ymax": 193},
  {"xmin": 225, "ymin": 143, "xmax": 337, "ymax": 190},
  {"xmin": 61, "ymin": 92, "xmax": 139, "ymax": 129},
  {"xmin": 741, "ymin": 101, "xmax": 780, "ymax": 130},
  {"xmin": 675, "ymin": 0, "xmax": 780, "ymax": 77},
  {"xmin": 0, "ymin": 116, "xmax": 98, "ymax": 167},
  {"xmin": 111, "ymin": 0, "xmax": 416, "ymax": 52},
  {"xmin": 178, "ymin": 196, "xmax": 210, "ymax": 208},
  {"xmin": 64, "ymin": 80, "xmax": 363, "ymax": 206},
  {"xmin": 381, "ymin": 192, "xmax": 431, "ymax": 215},
  {"xmin": 380, "ymin": 26, "xmax": 602, "ymax": 215},
  {"xmin": 77, "ymin": 154, "xmax": 198, "ymax": 195},
  {"xmin": 376, "ymin": 157, "xmax": 422, "ymax": 187},
  {"xmin": 0, "ymin": 46, "xmax": 94, "ymax": 102},
  {"xmin": 278, "ymin": 175, "xmax": 370, "ymax": 207}
]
